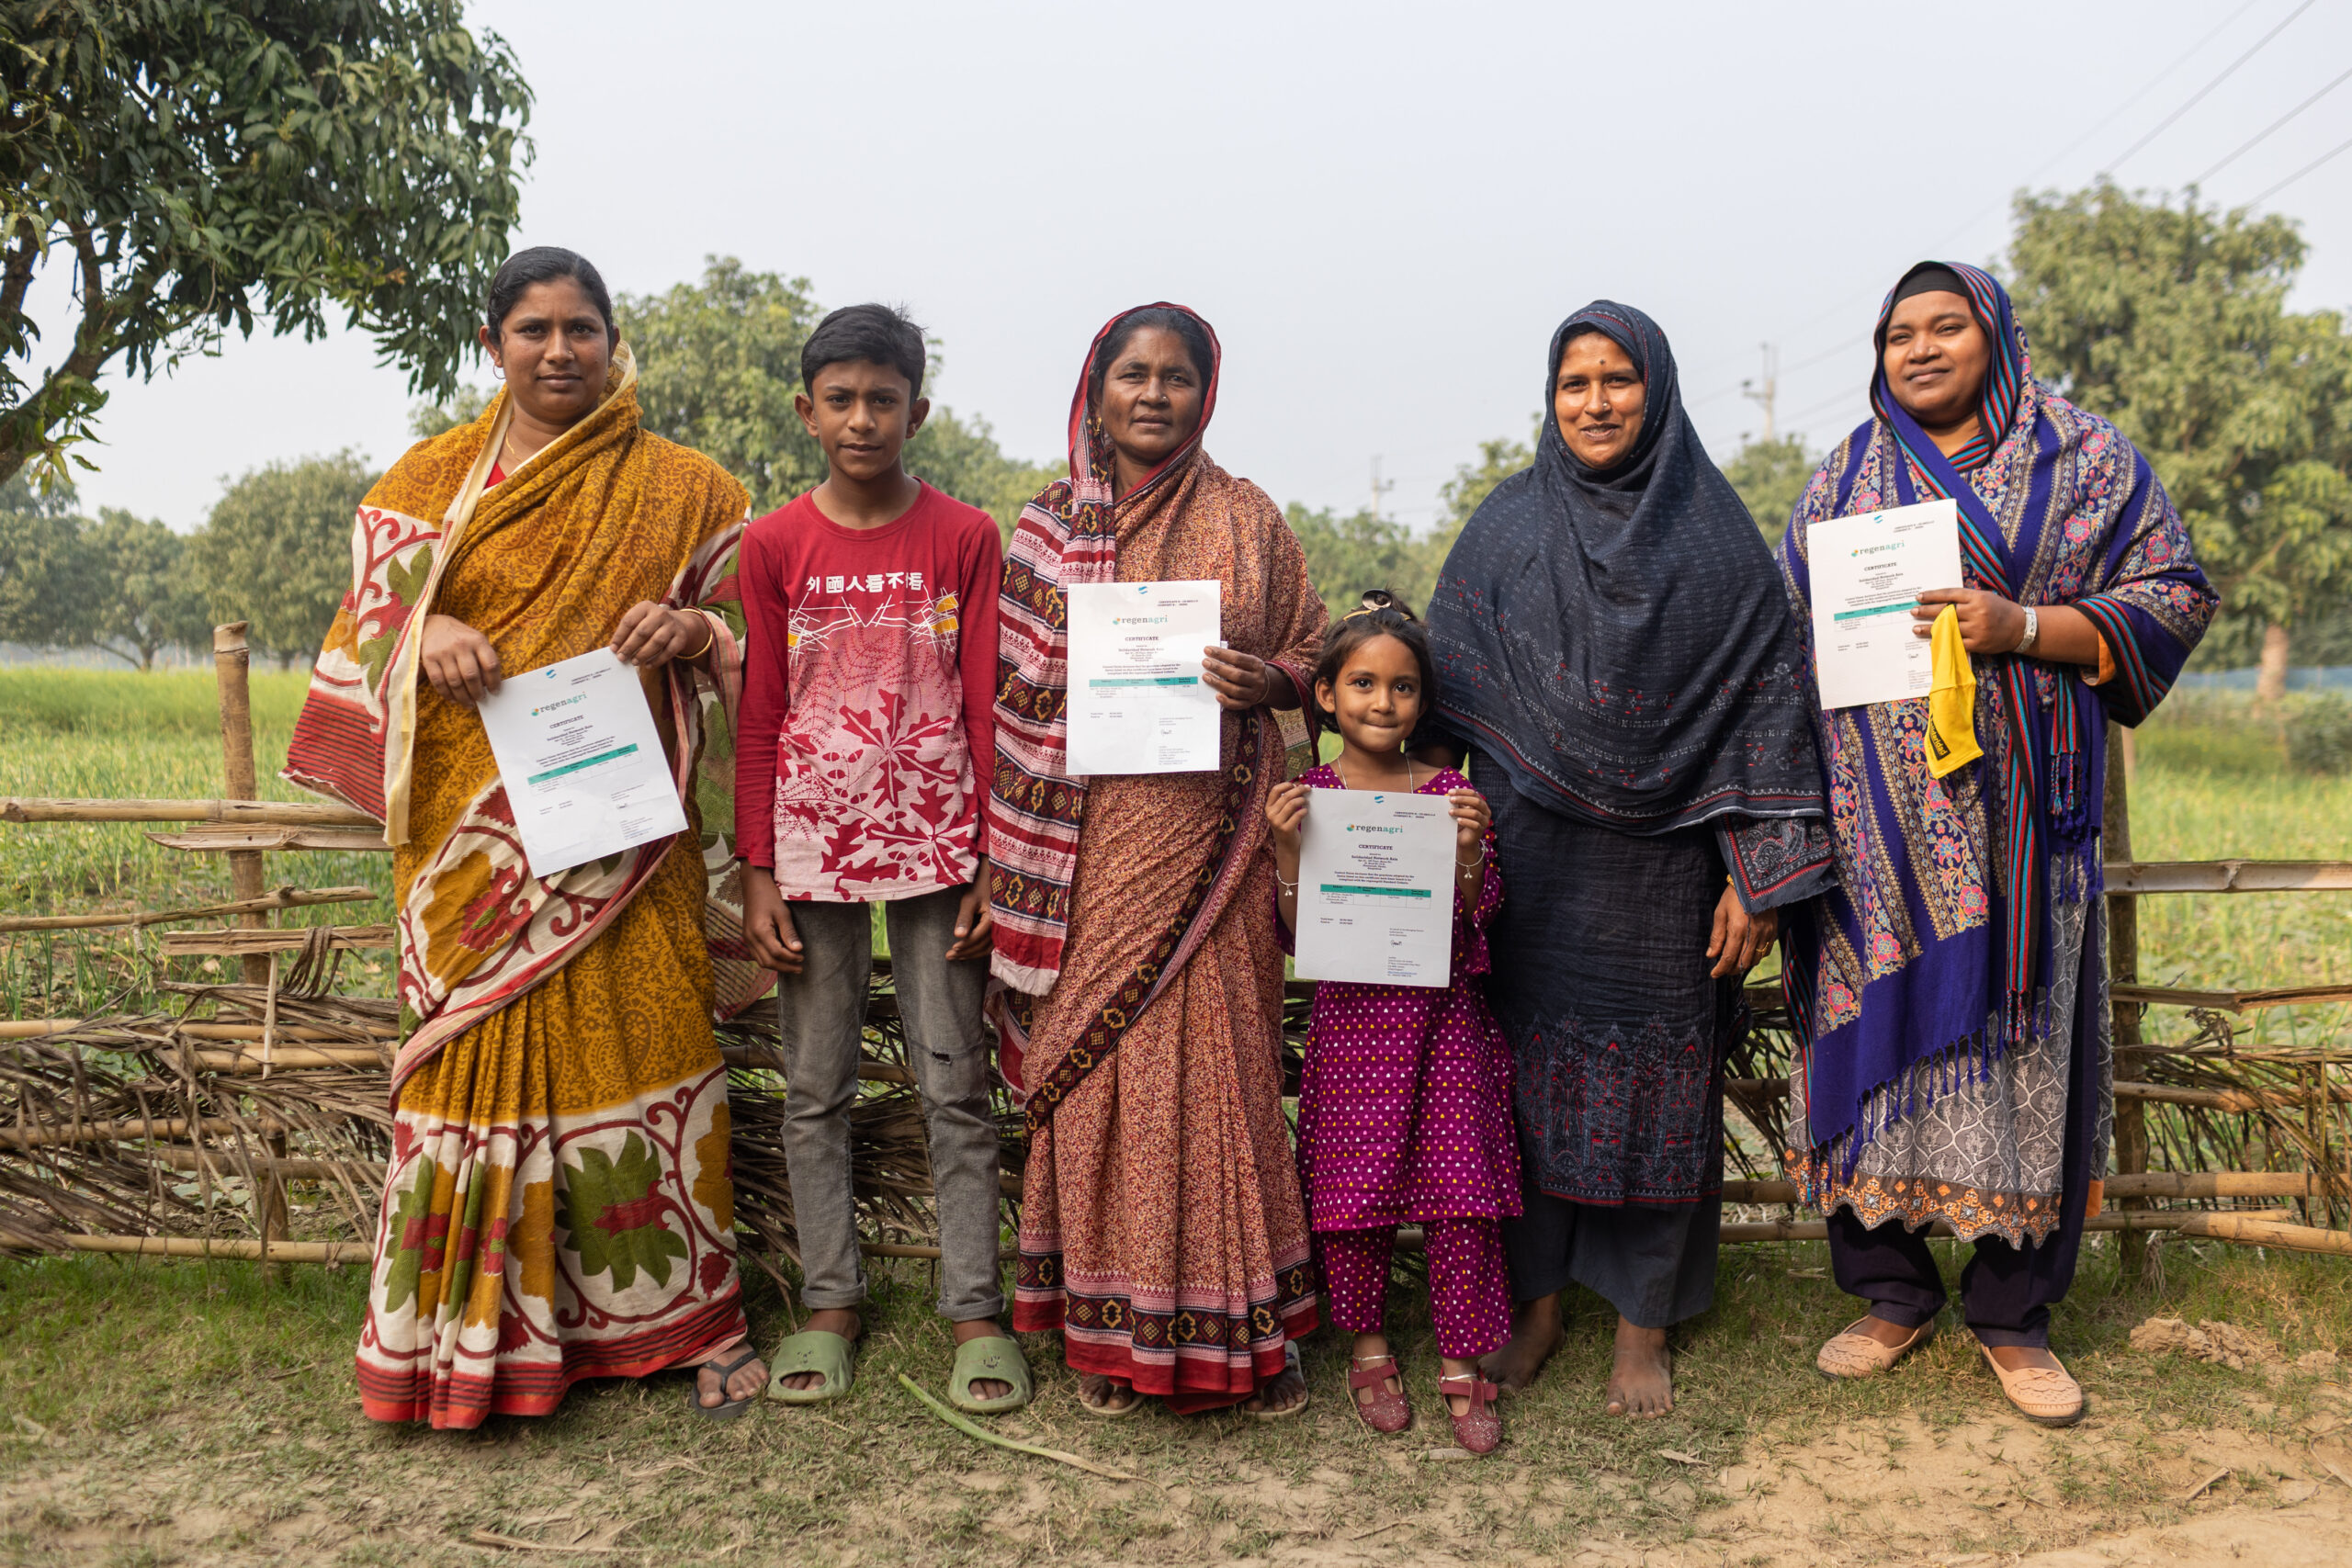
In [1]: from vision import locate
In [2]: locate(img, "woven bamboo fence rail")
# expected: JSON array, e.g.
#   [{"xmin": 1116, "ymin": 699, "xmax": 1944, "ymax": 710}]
[{"xmin": 0, "ymin": 623, "xmax": 2347, "ymax": 1281}]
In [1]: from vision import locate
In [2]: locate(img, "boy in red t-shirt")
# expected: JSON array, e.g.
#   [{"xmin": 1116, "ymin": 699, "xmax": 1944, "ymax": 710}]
[{"xmin": 736, "ymin": 305, "xmax": 1024, "ymax": 1413}]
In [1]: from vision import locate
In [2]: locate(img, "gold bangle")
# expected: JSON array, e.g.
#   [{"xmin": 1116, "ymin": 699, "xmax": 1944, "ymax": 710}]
[{"xmin": 684, "ymin": 613, "xmax": 717, "ymax": 661}]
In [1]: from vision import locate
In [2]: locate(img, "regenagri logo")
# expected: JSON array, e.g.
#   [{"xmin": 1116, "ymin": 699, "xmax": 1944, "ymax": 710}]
[{"xmin": 531, "ymin": 694, "xmax": 586, "ymax": 718}]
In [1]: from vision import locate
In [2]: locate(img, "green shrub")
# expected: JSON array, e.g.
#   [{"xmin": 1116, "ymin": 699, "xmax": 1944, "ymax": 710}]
[{"xmin": 2285, "ymin": 693, "xmax": 2352, "ymax": 775}]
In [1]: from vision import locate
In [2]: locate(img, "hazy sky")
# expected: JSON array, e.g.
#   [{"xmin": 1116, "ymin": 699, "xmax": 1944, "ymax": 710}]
[{"xmin": 39, "ymin": 0, "xmax": 2352, "ymax": 531}]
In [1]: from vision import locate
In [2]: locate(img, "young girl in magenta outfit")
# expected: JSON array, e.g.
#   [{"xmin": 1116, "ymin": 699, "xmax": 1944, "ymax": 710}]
[{"xmin": 1267, "ymin": 592, "xmax": 1520, "ymax": 1454}]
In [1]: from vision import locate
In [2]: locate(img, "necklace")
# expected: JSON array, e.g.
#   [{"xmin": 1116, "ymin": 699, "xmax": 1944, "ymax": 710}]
[
  {"xmin": 1333, "ymin": 753, "xmax": 1417, "ymax": 793},
  {"xmin": 499, "ymin": 429, "xmax": 535, "ymax": 474}
]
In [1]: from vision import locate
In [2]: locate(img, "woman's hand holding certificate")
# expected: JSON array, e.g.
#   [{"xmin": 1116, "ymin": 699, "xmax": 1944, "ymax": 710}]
[
  {"xmin": 1064, "ymin": 580, "xmax": 1224, "ymax": 774},
  {"xmin": 475, "ymin": 646, "xmax": 689, "ymax": 877},
  {"xmin": 1806, "ymin": 498, "xmax": 1963, "ymax": 709}
]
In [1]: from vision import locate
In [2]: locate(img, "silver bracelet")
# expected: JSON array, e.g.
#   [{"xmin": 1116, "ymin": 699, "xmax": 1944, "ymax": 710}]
[
  {"xmin": 2013, "ymin": 604, "xmax": 2040, "ymax": 656},
  {"xmin": 1455, "ymin": 847, "xmax": 1487, "ymax": 870}
]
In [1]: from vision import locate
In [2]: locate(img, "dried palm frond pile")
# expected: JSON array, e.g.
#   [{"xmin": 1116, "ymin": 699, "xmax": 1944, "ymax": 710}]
[
  {"xmin": 0, "ymin": 956, "xmax": 1039, "ymax": 1273},
  {"xmin": 0, "ymin": 939, "xmax": 2343, "ymax": 1269}
]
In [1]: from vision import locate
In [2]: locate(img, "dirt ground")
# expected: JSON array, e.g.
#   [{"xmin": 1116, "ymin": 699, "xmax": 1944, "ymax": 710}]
[
  {"xmin": 8, "ymin": 1398, "xmax": 2351, "ymax": 1565},
  {"xmin": 4, "ymin": 1245, "xmax": 2350, "ymax": 1567}
]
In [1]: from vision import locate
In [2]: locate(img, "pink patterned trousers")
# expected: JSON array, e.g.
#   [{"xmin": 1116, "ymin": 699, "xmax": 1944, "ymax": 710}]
[{"xmin": 1319, "ymin": 1218, "xmax": 1510, "ymax": 1359}]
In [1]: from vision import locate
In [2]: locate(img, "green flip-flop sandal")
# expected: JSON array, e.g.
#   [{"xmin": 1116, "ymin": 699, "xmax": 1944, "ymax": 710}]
[
  {"xmin": 765, "ymin": 1330, "xmax": 857, "ymax": 1405},
  {"xmin": 947, "ymin": 1333, "xmax": 1033, "ymax": 1416}
]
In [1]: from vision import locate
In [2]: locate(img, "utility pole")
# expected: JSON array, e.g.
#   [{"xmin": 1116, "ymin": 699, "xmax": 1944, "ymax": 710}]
[
  {"xmin": 1741, "ymin": 344, "xmax": 1779, "ymax": 443},
  {"xmin": 1370, "ymin": 456, "xmax": 1395, "ymax": 522}
]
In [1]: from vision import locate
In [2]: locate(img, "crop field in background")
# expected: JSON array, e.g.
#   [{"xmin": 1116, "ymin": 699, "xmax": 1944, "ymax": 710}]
[
  {"xmin": 2122, "ymin": 691, "xmax": 2352, "ymax": 1054},
  {"xmin": 0, "ymin": 668, "xmax": 390, "ymax": 1019}
]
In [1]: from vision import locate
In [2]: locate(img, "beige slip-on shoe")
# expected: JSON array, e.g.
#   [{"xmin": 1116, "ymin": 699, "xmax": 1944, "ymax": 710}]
[
  {"xmin": 1816, "ymin": 1314, "xmax": 1936, "ymax": 1380},
  {"xmin": 1978, "ymin": 1341, "xmax": 2086, "ymax": 1427}
]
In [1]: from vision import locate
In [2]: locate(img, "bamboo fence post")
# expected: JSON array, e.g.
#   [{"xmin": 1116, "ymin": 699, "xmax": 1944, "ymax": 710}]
[
  {"xmin": 2106, "ymin": 719, "xmax": 2150, "ymax": 1283},
  {"xmin": 212, "ymin": 622, "xmax": 288, "ymax": 1277},
  {"xmin": 210, "ymin": 625, "xmax": 271, "ymax": 987}
]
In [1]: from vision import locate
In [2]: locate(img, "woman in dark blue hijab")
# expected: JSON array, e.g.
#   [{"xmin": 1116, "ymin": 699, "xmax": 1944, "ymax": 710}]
[{"xmin": 1419, "ymin": 301, "xmax": 1834, "ymax": 1416}]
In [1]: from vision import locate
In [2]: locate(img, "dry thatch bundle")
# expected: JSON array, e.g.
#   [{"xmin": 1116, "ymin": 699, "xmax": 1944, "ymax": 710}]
[
  {"xmin": 0, "ymin": 959, "xmax": 1032, "ymax": 1273},
  {"xmin": 4, "ymin": 951, "xmax": 2343, "ymax": 1269}
]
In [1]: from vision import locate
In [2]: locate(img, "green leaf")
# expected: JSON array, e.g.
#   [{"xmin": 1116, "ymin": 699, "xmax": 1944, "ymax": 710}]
[{"xmin": 554, "ymin": 1134, "xmax": 687, "ymax": 1293}]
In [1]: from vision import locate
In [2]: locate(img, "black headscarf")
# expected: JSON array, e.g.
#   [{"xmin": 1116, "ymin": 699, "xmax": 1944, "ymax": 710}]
[{"xmin": 1424, "ymin": 300, "xmax": 1825, "ymax": 833}]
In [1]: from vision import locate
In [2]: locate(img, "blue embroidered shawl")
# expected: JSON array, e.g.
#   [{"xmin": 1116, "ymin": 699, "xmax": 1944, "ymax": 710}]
[{"xmin": 1776, "ymin": 262, "xmax": 2217, "ymax": 1166}]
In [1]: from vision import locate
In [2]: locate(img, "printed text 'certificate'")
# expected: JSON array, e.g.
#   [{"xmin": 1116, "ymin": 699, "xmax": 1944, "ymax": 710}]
[
  {"xmin": 1293, "ymin": 788, "xmax": 1456, "ymax": 989},
  {"xmin": 1808, "ymin": 498, "xmax": 1964, "ymax": 710},
  {"xmin": 476, "ymin": 646, "xmax": 689, "ymax": 877},
  {"xmin": 1065, "ymin": 579, "xmax": 1223, "ymax": 775}
]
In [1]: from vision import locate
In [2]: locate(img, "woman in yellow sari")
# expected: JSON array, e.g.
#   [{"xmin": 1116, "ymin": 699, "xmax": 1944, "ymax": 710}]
[{"xmin": 288, "ymin": 248, "xmax": 770, "ymax": 1426}]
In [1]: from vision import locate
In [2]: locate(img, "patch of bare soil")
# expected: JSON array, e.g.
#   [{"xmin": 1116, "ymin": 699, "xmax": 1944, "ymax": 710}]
[
  {"xmin": 10, "ymin": 1388, "xmax": 2352, "ymax": 1565},
  {"xmin": 1686, "ymin": 1413, "xmax": 2352, "ymax": 1568},
  {"xmin": 870, "ymin": 1412, "xmax": 2352, "ymax": 1567}
]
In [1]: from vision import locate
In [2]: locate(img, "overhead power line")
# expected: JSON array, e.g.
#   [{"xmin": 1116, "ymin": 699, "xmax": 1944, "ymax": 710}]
[
  {"xmin": 1780, "ymin": 385, "xmax": 1867, "ymax": 435},
  {"xmin": 2018, "ymin": 0, "xmax": 2267, "ymax": 192},
  {"xmin": 2251, "ymin": 130, "xmax": 2352, "ymax": 203},
  {"xmin": 2108, "ymin": 0, "xmax": 2318, "ymax": 172},
  {"xmin": 1689, "ymin": 6, "xmax": 2270, "ymax": 415},
  {"xmin": 2194, "ymin": 62, "xmax": 2352, "ymax": 184}
]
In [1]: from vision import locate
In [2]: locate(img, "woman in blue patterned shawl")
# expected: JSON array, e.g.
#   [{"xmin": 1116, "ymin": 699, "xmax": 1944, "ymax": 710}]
[
  {"xmin": 1775, "ymin": 262, "xmax": 2215, "ymax": 1427},
  {"xmin": 1421, "ymin": 302, "xmax": 1838, "ymax": 1418}
]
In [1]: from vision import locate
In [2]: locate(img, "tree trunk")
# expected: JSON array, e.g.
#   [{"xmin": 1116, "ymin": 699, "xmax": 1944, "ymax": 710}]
[{"xmin": 2256, "ymin": 622, "xmax": 2291, "ymax": 705}]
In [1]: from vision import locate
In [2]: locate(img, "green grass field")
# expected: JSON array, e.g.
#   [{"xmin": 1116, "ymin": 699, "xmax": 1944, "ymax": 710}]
[
  {"xmin": 0, "ymin": 1213, "xmax": 2344, "ymax": 1564},
  {"xmin": 0, "ymin": 668, "xmax": 395, "ymax": 1018},
  {"xmin": 2125, "ymin": 692, "xmax": 2352, "ymax": 1051}
]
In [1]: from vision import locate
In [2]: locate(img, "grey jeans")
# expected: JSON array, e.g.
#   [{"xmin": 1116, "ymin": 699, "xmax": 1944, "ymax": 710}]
[{"xmin": 775, "ymin": 885, "xmax": 1003, "ymax": 1321}]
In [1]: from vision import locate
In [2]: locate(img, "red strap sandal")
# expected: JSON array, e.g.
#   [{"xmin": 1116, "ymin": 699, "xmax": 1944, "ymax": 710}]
[
  {"xmin": 1348, "ymin": 1354, "xmax": 1411, "ymax": 1434},
  {"xmin": 1437, "ymin": 1372, "xmax": 1502, "ymax": 1455}
]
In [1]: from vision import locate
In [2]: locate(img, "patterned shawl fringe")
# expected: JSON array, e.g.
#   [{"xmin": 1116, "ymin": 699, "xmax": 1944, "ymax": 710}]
[{"xmin": 1801, "ymin": 988, "xmax": 2058, "ymax": 1193}]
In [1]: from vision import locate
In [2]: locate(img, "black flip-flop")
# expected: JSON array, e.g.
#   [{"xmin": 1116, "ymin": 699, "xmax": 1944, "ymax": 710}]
[{"xmin": 693, "ymin": 1343, "xmax": 763, "ymax": 1420}]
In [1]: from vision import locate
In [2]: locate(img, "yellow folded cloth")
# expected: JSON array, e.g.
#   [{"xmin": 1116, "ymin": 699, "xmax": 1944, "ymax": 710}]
[{"xmin": 1924, "ymin": 604, "xmax": 1982, "ymax": 778}]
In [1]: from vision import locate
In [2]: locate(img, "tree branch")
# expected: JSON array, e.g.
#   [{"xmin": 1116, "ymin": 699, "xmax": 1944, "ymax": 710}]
[
  {"xmin": 62, "ymin": 220, "xmax": 113, "ymax": 382},
  {"xmin": 1, "ymin": 218, "xmax": 41, "ymax": 327}
]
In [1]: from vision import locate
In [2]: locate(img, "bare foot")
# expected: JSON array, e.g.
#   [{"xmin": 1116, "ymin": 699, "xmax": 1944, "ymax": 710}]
[
  {"xmin": 1239, "ymin": 1347, "xmax": 1307, "ymax": 1416},
  {"xmin": 1077, "ymin": 1372, "xmax": 1138, "ymax": 1414},
  {"xmin": 954, "ymin": 1317, "xmax": 1014, "ymax": 1403},
  {"xmin": 1604, "ymin": 1317, "xmax": 1673, "ymax": 1417},
  {"xmin": 696, "ymin": 1337, "xmax": 768, "ymax": 1408},
  {"xmin": 775, "ymin": 1306, "xmax": 860, "ymax": 1394},
  {"xmin": 1351, "ymin": 1330, "xmax": 1403, "ymax": 1411},
  {"xmin": 1479, "ymin": 1292, "xmax": 1563, "ymax": 1394}
]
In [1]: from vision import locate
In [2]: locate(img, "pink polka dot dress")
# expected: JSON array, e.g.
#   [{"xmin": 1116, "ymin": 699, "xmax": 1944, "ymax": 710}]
[{"xmin": 1287, "ymin": 765, "xmax": 1520, "ymax": 1358}]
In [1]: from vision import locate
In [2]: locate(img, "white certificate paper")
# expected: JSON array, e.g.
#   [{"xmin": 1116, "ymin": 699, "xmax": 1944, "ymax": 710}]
[
  {"xmin": 1808, "ymin": 499, "xmax": 1965, "ymax": 710},
  {"xmin": 475, "ymin": 647, "xmax": 689, "ymax": 877},
  {"xmin": 1293, "ymin": 789, "xmax": 1456, "ymax": 989},
  {"xmin": 1065, "ymin": 580, "xmax": 1223, "ymax": 775}
]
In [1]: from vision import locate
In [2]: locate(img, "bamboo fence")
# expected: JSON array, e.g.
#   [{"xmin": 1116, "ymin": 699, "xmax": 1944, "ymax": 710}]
[{"xmin": 0, "ymin": 625, "xmax": 2347, "ymax": 1283}]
